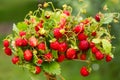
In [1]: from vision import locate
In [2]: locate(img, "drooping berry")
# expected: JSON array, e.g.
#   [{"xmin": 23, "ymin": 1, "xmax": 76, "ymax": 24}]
[
  {"xmin": 24, "ymin": 50, "xmax": 33, "ymax": 61},
  {"xmin": 73, "ymin": 24, "xmax": 84, "ymax": 34},
  {"xmin": 4, "ymin": 47, "xmax": 12, "ymax": 56},
  {"xmin": 45, "ymin": 15, "xmax": 50, "ymax": 19},
  {"xmin": 79, "ymin": 40, "xmax": 89, "ymax": 51},
  {"xmin": 12, "ymin": 56, "xmax": 19, "ymax": 64},
  {"xmin": 15, "ymin": 38, "xmax": 23, "ymax": 46},
  {"xmin": 80, "ymin": 54, "xmax": 86, "ymax": 60},
  {"xmin": 58, "ymin": 42, "xmax": 68, "ymax": 52},
  {"xmin": 44, "ymin": 52, "xmax": 53, "ymax": 61},
  {"xmin": 53, "ymin": 28, "xmax": 63, "ymax": 39},
  {"xmin": 57, "ymin": 54, "xmax": 65, "ymax": 62},
  {"xmin": 80, "ymin": 66, "xmax": 89, "ymax": 77},
  {"xmin": 37, "ymin": 42, "xmax": 46, "ymax": 50},
  {"xmin": 37, "ymin": 58, "xmax": 43, "ymax": 64},
  {"xmin": 63, "ymin": 10, "xmax": 70, "ymax": 16},
  {"xmin": 19, "ymin": 31, "xmax": 26, "ymax": 37},
  {"xmin": 35, "ymin": 22, "xmax": 43, "ymax": 32},
  {"xmin": 91, "ymin": 46, "xmax": 99, "ymax": 54},
  {"xmin": 95, "ymin": 51, "xmax": 104, "ymax": 60},
  {"xmin": 3, "ymin": 40, "xmax": 9, "ymax": 48},
  {"xmin": 22, "ymin": 39, "xmax": 28, "ymax": 46},
  {"xmin": 35, "ymin": 66, "xmax": 41, "ymax": 74},
  {"xmin": 91, "ymin": 31, "xmax": 97, "ymax": 36},
  {"xmin": 29, "ymin": 36, "xmax": 38, "ymax": 47},
  {"xmin": 89, "ymin": 42, "xmax": 95, "ymax": 48},
  {"xmin": 95, "ymin": 14, "xmax": 101, "ymax": 22},
  {"xmin": 50, "ymin": 41, "xmax": 59, "ymax": 50},
  {"xmin": 59, "ymin": 18, "xmax": 66, "ymax": 28},
  {"xmin": 78, "ymin": 33, "xmax": 87, "ymax": 41},
  {"xmin": 106, "ymin": 55, "xmax": 112, "ymax": 62},
  {"xmin": 66, "ymin": 48, "xmax": 76, "ymax": 59}
]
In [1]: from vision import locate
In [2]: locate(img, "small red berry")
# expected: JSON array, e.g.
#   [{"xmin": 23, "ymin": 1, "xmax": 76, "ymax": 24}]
[
  {"xmin": 57, "ymin": 54, "xmax": 65, "ymax": 62},
  {"xmin": 95, "ymin": 51, "xmax": 104, "ymax": 60},
  {"xmin": 29, "ymin": 36, "xmax": 38, "ymax": 47},
  {"xmin": 37, "ymin": 58, "xmax": 43, "ymax": 64},
  {"xmin": 79, "ymin": 40, "xmax": 89, "ymax": 51},
  {"xmin": 80, "ymin": 54, "xmax": 86, "ymax": 60},
  {"xmin": 3, "ymin": 40, "xmax": 9, "ymax": 47},
  {"xmin": 35, "ymin": 66, "xmax": 41, "ymax": 74},
  {"xmin": 91, "ymin": 46, "xmax": 99, "ymax": 54},
  {"xmin": 15, "ymin": 38, "xmax": 23, "ymax": 46},
  {"xmin": 19, "ymin": 31, "xmax": 26, "ymax": 37},
  {"xmin": 37, "ymin": 42, "xmax": 46, "ymax": 50},
  {"xmin": 12, "ymin": 56, "xmax": 19, "ymax": 64},
  {"xmin": 63, "ymin": 10, "xmax": 70, "ymax": 16},
  {"xmin": 44, "ymin": 52, "xmax": 53, "ymax": 61},
  {"xmin": 59, "ymin": 18, "xmax": 66, "ymax": 28},
  {"xmin": 24, "ymin": 50, "xmax": 33, "ymax": 61},
  {"xmin": 73, "ymin": 24, "xmax": 84, "ymax": 34},
  {"xmin": 45, "ymin": 15, "xmax": 50, "ymax": 19},
  {"xmin": 53, "ymin": 28, "xmax": 63, "ymax": 39},
  {"xmin": 66, "ymin": 48, "xmax": 76, "ymax": 59},
  {"xmin": 4, "ymin": 47, "xmax": 12, "ymax": 56},
  {"xmin": 83, "ymin": 19, "xmax": 90, "ymax": 24},
  {"xmin": 78, "ymin": 33, "xmax": 87, "ymax": 41},
  {"xmin": 90, "ymin": 42, "xmax": 95, "ymax": 48},
  {"xmin": 91, "ymin": 31, "xmax": 97, "ymax": 36},
  {"xmin": 106, "ymin": 55, "xmax": 112, "ymax": 62},
  {"xmin": 80, "ymin": 66, "xmax": 89, "ymax": 77},
  {"xmin": 22, "ymin": 39, "xmax": 28, "ymax": 46},
  {"xmin": 58, "ymin": 42, "xmax": 68, "ymax": 52},
  {"xmin": 50, "ymin": 41, "xmax": 59, "ymax": 50},
  {"xmin": 35, "ymin": 22, "xmax": 43, "ymax": 32},
  {"xmin": 95, "ymin": 14, "xmax": 101, "ymax": 22}
]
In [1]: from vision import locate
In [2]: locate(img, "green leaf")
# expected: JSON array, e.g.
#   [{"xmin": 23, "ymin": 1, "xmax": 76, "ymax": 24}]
[
  {"xmin": 17, "ymin": 22, "xmax": 28, "ymax": 31},
  {"xmin": 102, "ymin": 13, "xmax": 114, "ymax": 24},
  {"xmin": 42, "ymin": 61, "xmax": 61, "ymax": 75},
  {"xmin": 102, "ymin": 39, "xmax": 112, "ymax": 54},
  {"xmin": 52, "ymin": 50, "xmax": 58, "ymax": 59},
  {"xmin": 13, "ymin": 23, "xmax": 19, "ymax": 34},
  {"xmin": 17, "ymin": 48, "xmax": 24, "ymax": 59},
  {"xmin": 92, "ymin": 38, "xmax": 101, "ymax": 44}
]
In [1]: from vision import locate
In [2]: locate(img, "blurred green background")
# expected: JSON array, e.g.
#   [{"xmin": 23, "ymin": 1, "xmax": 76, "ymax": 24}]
[{"xmin": 0, "ymin": 0, "xmax": 120, "ymax": 80}]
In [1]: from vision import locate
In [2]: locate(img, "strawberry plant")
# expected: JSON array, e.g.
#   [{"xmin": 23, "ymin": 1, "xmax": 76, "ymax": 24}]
[{"xmin": 3, "ymin": 2, "xmax": 120, "ymax": 80}]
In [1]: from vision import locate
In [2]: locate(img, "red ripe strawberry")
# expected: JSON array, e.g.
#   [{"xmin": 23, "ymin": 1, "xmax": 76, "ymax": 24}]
[
  {"xmin": 50, "ymin": 41, "xmax": 59, "ymax": 50},
  {"xmin": 3, "ymin": 40, "xmax": 9, "ymax": 47},
  {"xmin": 53, "ymin": 28, "xmax": 63, "ymax": 39},
  {"xmin": 57, "ymin": 54, "xmax": 65, "ymax": 62},
  {"xmin": 78, "ymin": 33, "xmax": 87, "ymax": 41},
  {"xmin": 35, "ymin": 22, "xmax": 43, "ymax": 32},
  {"xmin": 4, "ymin": 47, "xmax": 12, "ymax": 56},
  {"xmin": 80, "ymin": 54, "xmax": 86, "ymax": 60},
  {"xmin": 37, "ymin": 58, "xmax": 43, "ymax": 64},
  {"xmin": 24, "ymin": 50, "xmax": 33, "ymax": 61},
  {"xmin": 44, "ymin": 52, "xmax": 53, "ymax": 61},
  {"xmin": 29, "ymin": 36, "xmax": 38, "ymax": 47},
  {"xmin": 35, "ymin": 66, "xmax": 41, "ymax": 74},
  {"xmin": 19, "ymin": 31, "xmax": 26, "ymax": 37},
  {"xmin": 37, "ymin": 42, "xmax": 46, "ymax": 50},
  {"xmin": 15, "ymin": 38, "xmax": 23, "ymax": 46},
  {"xmin": 91, "ymin": 31, "xmax": 97, "ymax": 36},
  {"xmin": 22, "ymin": 39, "xmax": 28, "ymax": 46},
  {"xmin": 66, "ymin": 48, "xmax": 76, "ymax": 59},
  {"xmin": 89, "ymin": 42, "xmax": 95, "ymax": 48},
  {"xmin": 80, "ymin": 66, "xmax": 89, "ymax": 77},
  {"xmin": 73, "ymin": 24, "xmax": 84, "ymax": 34},
  {"xmin": 12, "ymin": 56, "xmax": 19, "ymax": 64},
  {"xmin": 91, "ymin": 46, "xmax": 99, "ymax": 54},
  {"xmin": 95, "ymin": 14, "xmax": 101, "ymax": 22},
  {"xmin": 79, "ymin": 40, "xmax": 89, "ymax": 51},
  {"xmin": 63, "ymin": 10, "xmax": 70, "ymax": 16},
  {"xmin": 58, "ymin": 42, "xmax": 68, "ymax": 52},
  {"xmin": 95, "ymin": 51, "xmax": 104, "ymax": 60},
  {"xmin": 60, "ymin": 18, "xmax": 66, "ymax": 28},
  {"xmin": 106, "ymin": 55, "xmax": 112, "ymax": 62}
]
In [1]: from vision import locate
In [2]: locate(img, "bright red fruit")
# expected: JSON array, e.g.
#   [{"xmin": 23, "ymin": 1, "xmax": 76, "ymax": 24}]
[
  {"xmin": 50, "ymin": 41, "xmax": 59, "ymax": 50},
  {"xmin": 12, "ymin": 56, "xmax": 19, "ymax": 64},
  {"xmin": 22, "ymin": 39, "xmax": 28, "ymax": 46},
  {"xmin": 4, "ymin": 47, "xmax": 12, "ymax": 56},
  {"xmin": 95, "ymin": 14, "xmax": 101, "ymax": 22},
  {"xmin": 15, "ymin": 38, "xmax": 23, "ymax": 46},
  {"xmin": 24, "ymin": 50, "xmax": 33, "ymax": 61},
  {"xmin": 37, "ymin": 42, "xmax": 46, "ymax": 50},
  {"xmin": 91, "ymin": 31, "xmax": 97, "ymax": 36},
  {"xmin": 35, "ymin": 66, "xmax": 41, "ymax": 74},
  {"xmin": 44, "ymin": 52, "xmax": 53, "ymax": 61},
  {"xmin": 78, "ymin": 33, "xmax": 87, "ymax": 41},
  {"xmin": 58, "ymin": 42, "xmax": 68, "ymax": 52},
  {"xmin": 73, "ymin": 24, "xmax": 84, "ymax": 34},
  {"xmin": 79, "ymin": 40, "xmax": 89, "ymax": 51},
  {"xmin": 90, "ymin": 42, "xmax": 95, "ymax": 48},
  {"xmin": 53, "ymin": 28, "xmax": 63, "ymax": 39},
  {"xmin": 57, "ymin": 54, "xmax": 65, "ymax": 62},
  {"xmin": 80, "ymin": 66, "xmax": 89, "ymax": 77},
  {"xmin": 95, "ymin": 51, "xmax": 104, "ymax": 60},
  {"xmin": 80, "ymin": 54, "xmax": 86, "ymax": 60},
  {"xmin": 19, "ymin": 31, "xmax": 26, "ymax": 37},
  {"xmin": 37, "ymin": 58, "xmax": 43, "ymax": 64},
  {"xmin": 63, "ymin": 10, "xmax": 70, "ymax": 16},
  {"xmin": 66, "ymin": 48, "xmax": 76, "ymax": 59},
  {"xmin": 29, "ymin": 36, "xmax": 38, "ymax": 47},
  {"xmin": 106, "ymin": 55, "xmax": 112, "ymax": 62},
  {"xmin": 3, "ymin": 40, "xmax": 9, "ymax": 47},
  {"xmin": 35, "ymin": 22, "xmax": 43, "ymax": 32},
  {"xmin": 91, "ymin": 46, "xmax": 99, "ymax": 54}
]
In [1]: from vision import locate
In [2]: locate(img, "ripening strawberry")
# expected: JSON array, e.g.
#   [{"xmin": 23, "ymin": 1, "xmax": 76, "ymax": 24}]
[
  {"xmin": 95, "ymin": 14, "xmax": 101, "ymax": 22},
  {"xmin": 35, "ymin": 66, "xmax": 41, "ymax": 74},
  {"xmin": 24, "ymin": 50, "xmax": 33, "ymax": 61},
  {"xmin": 50, "ymin": 41, "xmax": 59, "ymax": 50},
  {"xmin": 4, "ymin": 47, "xmax": 12, "ymax": 56},
  {"xmin": 83, "ymin": 19, "xmax": 90, "ymax": 24},
  {"xmin": 63, "ymin": 10, "xmax": 70, "ymax": 16},
  {"xmin": 22, "ymin": 39, "xmax": 28, "ymax": 46},
  {"xmin": 37, "ymin": 58, "xmax": 43, "ymax": 64},
  {"xmin": 37, "ymin": 42, "xmax": 46, "ymax": 50},
  {"xmin": 45, "ymin": 15, "xmax": 50, "ymax": 19},
  {"xmin": 89, "ymin": 42, "xmax": 95, "ymax": 48},
  {"xmin": 80, "ymin": 66, "xmax": 89, "ymax": 77},
  {"xmin": 73, "ymin": 24, "xmax": 84, "ymax": 34},
  {"xmin": 80, "ymin": 54, "xmax": 86, "ymax": 60},
  {"xmin": 78, "ymin": 33, "xmax": 87, "ymax": 41},
  {"xmin": 15, "ymin": 38, "xmax": 23, "ymax": 46},
  {"xmin": 106, "ymin": 55, "xmax": 112, "ymax": 62},
  {"xmin": 44, "ymin": 52, "xmax": 53, "ymax": 61},
  {"xmin": 79, "ymin": 40, "xmax": 89, "ymax": 51},
  {"xmin": 95, "ymin": 51, "xmax": 104, "ymax": 60},
  {"xmin": 29, "ymin": 36, "xmax": 38, "ymax": 47},
  {"xmin": 3, "ymin": 40, "xmax": 9, "ymax": 48},
  {"xmin": 58, "ymin": 42, "xmax": 68, "ymax": 52},
  {"xmin": 91, "ymin": 46, "xmax": 99, "ymax": 54},
  {"xmin": 59, "ymin": 18, "xmax": 66, "ymax": 28},
  {"xmin": 91, "ymin": 31, "xmax": 97, "ymax": 36},
  {"xmin": 66, "ymin": 48, "xmax": 76, "ymax": 59},
  {"xmin": 35, "ymin": 22, "xmax": 43, "ymax": 32},
  {"xmin": 53, "ymin": 28, "xmax": 63, "ymax": 39},
  {"xmin": 12, "ymin": 56, "xmax": 19, "ymax": 64},
  {"xmin": 19, "ymin": 31, "xmax": 26, "ymax": 37},
  {"xmin": 57, "ymin": 54, "xmax": 65, "ymax": 62}
]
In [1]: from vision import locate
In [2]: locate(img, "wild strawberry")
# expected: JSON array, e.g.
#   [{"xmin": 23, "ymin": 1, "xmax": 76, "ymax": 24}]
[
  {"xmin": 15, "ymin": 38, "xmax": 23, "ymax": 46},
  {"xmin": 44, "ymin": 52, "xmax": 53, "ymax": 61},
  {"xmin": 24, "ymin": 50, "xmax": 33, "ymax": 61},
  {"xmin": 63, "ymin": 10, "xmax": 70, "ymax": 16},
  {"xmin": 37, "ymin": 58, "xmax": 43, "ymax": 64},
  {"xmin": 91, "ymin": 46, "xmax": 99, "ymax": 54},
  {"xmin": 91, "ymin": 31, "xmax": 97, "ymax": 36},
  {"xmin": 58, "ymin": 42, "xmax": 68, "ymax": 52},
  {"xmin": 50, "ymin": 41, "xmax": 59, "ymax": 50},
  {"xmin": 45, "ymin": 15, "xmax": 50, "ymax": 19},
  {"xmin": 22, "ymin": 39, "xmax": 28, "ymax": 46},
  {"xmin": 95, "ymin": 14, "xmax": 101, "ymax": 22},
  {"xmin": 59, "ymin": 18, "xmax": 66, "ymax": 28},
  {"xmin": 4, "ymin": 47, "xmax": 12, "ymax": 56},
  {"xmin": 35, "ymin": 22, "xmax": 43, "ymax": 32},
  {"xmin": 37, "ymin": 42, "xmax": 46, "ymax": 50},
  {"xmin": 53, "ymin": 28, "xmax": 63, "ymax": 39},
  {"xmin": 66, "ymin": 48, "xmax": 76, "ymax": 59},
  {"xmin": 78, "ymin": 33, "xmax": 87, "ymax": 41},
  {"xmin": 80, "ymin": 66, "xmax": 89, "ymax": 77},
  {"xmin": 29, "ymin": 36, "xmax": 38, "ymax": 47},
  {"xmin": 83, "ymin": 19, "xmax": 90, "ymax": 24},
  {"xmin": 80, "ymin": 54, "xmax": 86, "ymax": 60},
  {"xmin": 12, "ymin": 56, "xmax": 19, "ymax": 64},
  {"xmin": 57, "ymin": 54, "xmax": 65, "ymax": 62},
  {"xmin": 19, "ymin": 31, "xmax": 26, "ymax": 37},
  {"xmin": 73, "ymin": 24, "xmax": 84, "ymax": 34},
  {"xmin": 79, "ymin": 40, "xmax": 89, "ymax": 51},
  {"xmin": 106, "ymin": 55, "xmax": 112, "ymax": 62},
  {"xmin": 95, "ymin": 51, "xmax": 104, "ymax": 60},
  {"xmin": 3, "ymin": 40, "xmax": 9, "ymax": 47},
  {"xmin": 35, "ymin": 66, "xmax": 41, "ymax": 74},
  {"xmin": 89, "ymin": 42, "xmax": 95, "ymax": 48}
]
